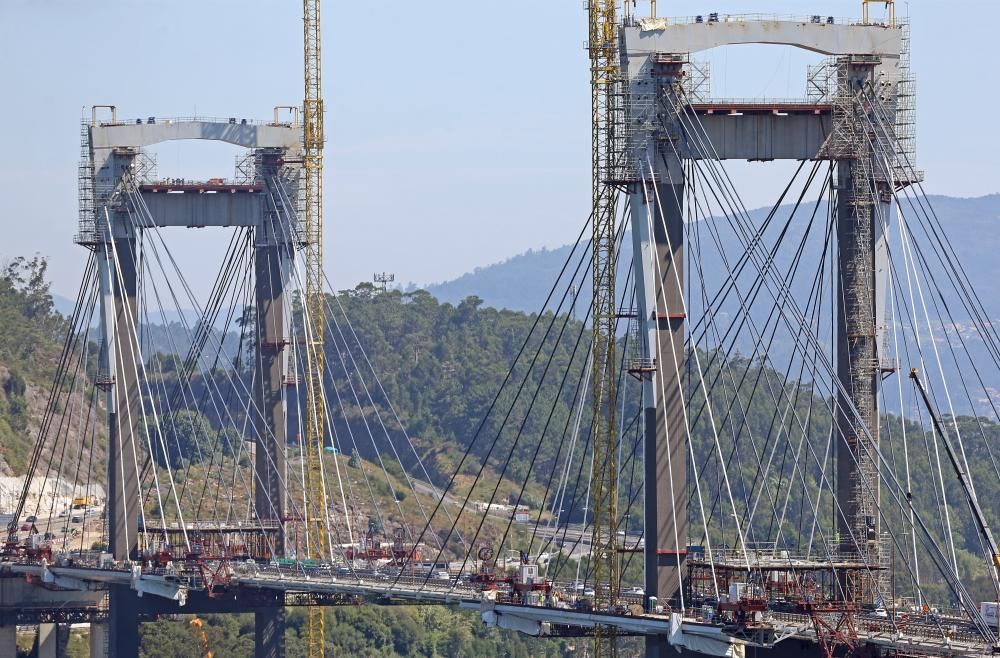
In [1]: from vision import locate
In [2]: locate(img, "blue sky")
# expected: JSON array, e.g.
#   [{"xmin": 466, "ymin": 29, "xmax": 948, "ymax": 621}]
[{"xmin": 1, "ymin": 0, "xmax": 996, "ymax": 299}]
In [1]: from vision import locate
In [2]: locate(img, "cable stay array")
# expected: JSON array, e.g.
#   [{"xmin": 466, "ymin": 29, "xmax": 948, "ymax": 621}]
[
  {"xmin": 5, "ymin": 168, "xmax": 478, "ymax": 594},
  {"xmin": 4, "ymin": 51, "xmax": 1000, "ymax": 658}
]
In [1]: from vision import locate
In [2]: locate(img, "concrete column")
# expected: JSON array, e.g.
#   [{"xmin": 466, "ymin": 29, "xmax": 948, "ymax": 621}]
[
  {"xmin": 89, "ymin": 622, "xmax": 109, "ymax": 658},
  {"xmin": 98, "ymin": 235, "xmax": 140, "ymax": 562},
  {"xmin": 253, "ymin": 167, "xmax": 292, "ymax": 658},
  {"xmin": 0, "ymin": 625, "xmax": 14, "ymax": 657},
  {"xmin": 37, "ymin": 622, "xmax": 57, "ymax": 658},
  {"xmin": 631, "ymin": 172, "xmax": 686, "ymax": 658},
  {"xmin": 636, "ymin": 179, "xmax": 687, "ymax": 605},
  {"xmin": 255, "ymin": 606, "xmax": 286, "ymax": 658},
  {"xmin": 628, "ymin": 69, "xmax": 688, "ymax": 658},
  {"xmin": 98, "ymin": 232, "xmax": 142, "ymax": 658},
  {"xmin": 253, "ymin": 240, "xmax": 288, "ymax": 538},
  {"xmin": 834, "ymin": 60, "xmax": 887, "ymax": 604},
  {"xmin": 109, "ymin": 587, "xmax": 140, "ymax": 658}
]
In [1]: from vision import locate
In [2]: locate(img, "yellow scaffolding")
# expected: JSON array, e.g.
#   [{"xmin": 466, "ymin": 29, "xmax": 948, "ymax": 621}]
[{"xmin": 302, "ymin": 0, "xmax": 328, "ymax": 655}]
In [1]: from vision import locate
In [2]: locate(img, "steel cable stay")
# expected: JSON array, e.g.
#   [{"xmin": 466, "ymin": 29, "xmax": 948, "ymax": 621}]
[
  {"xmin": 462, "ymin": 202, "xmax": 637, "ymax": 589},
  {"xmin": 266, "ymin": 180, "xmax": 358, "ymax": 546},
  {"xmin": 323, "ymin": 304, "xmax": 439, "ymax": 550},
  {"xmin": 30, "ymin": 271, "xmax": 100, "ymax": 555},
  {"xmin": 30, "ymin": 262, "xmax": 99, "ymax": 526},
  {"xmin": 447, "ymin": 209, "xmax": 629, "ymax": 590},
  {"xmin": 47, "ymin": 291, "xmax": 97, "ymax": 552},
  {"xmin": 139, "ymin": 241, "xmax": 256, "ymax": 542},
  {"xmin": 313, "ymin": 267, "xmax": 471, "ymax": 553},
  {"xmin": 677, "ymin": 157, "xmax": 830, "ymax": 472},
  {"xmin": 383, "ymin": 207, "xmax": 600, "ymax": 594},
  {"xmin": 128, "ymin": 211, "xmax": 250, "ymax": 493},
  {"xmin": 67, "ymin": 297, "xmax": 104, "ymax": 555},
  {"xmin": 537, "ymin": 341, "xmax": 595, "ymax": 572},
  {"xmin": 492, "ymin": 258, "xmax": 612, "ymax": 566},
  {"xmin": 864, "ymin": 95, "xmax": 1000, "ymax": 491},
  {"xmin": 866, "ymin": 87, "xmax": 1000, "ymax": 373},
  {"xmin": 660, "ymin": 88, "xmax": 916, "ymax": 620},
  {"xmin": 471, "ymin": 217, "xmax": 630, "ymax": 563},
  {"xmin": 856, "ymin": 105, "xmax": 974, "ymax": 585},
  {"xmin": 664, "ymin": 97, "xmax": 952, "ymax": 620},
  {"xmin": 322, "ymin": 279, "xmax": 469, "ymax": 553},
  {"xmin": 884, "ymin": 249, "xmax": 924, "ymax": 599},
  {"xmin": 102, "ymin": 209, "xmax": 197, "ymax": 553},
  {"xmin": 651, "ymin": 143, "xmax": 836, "ymax": 559},
  {"xmin": 530, "ymin": 265, "xmax": 636, "ymax": 572},
  {"xmin": 262, "ymin": 180, "xmax": 351, "ymax": 559},
  {"xmin": 265, "ymin": 179, "xmax": 428, "ymax": 570},
  {"xmin": 688, "ymin": 163, "xmax": 836, "ymax": 556},
  {"xmin": 262, "ymin": 213, "xmax": 351, "ymax": 570},
  {"xmin": 137, "ymin": 225, "xmax": 253, "ymax": 526},
  {"xmin": 123, "ymin": 182, "xmax": 314, "ymax": 563},
  {"xmin": 678, "ymin": 178, "xmax": 829, "ymax": 505},
  {"xmin": 531, "ymin": 255, "xmax": 637, "ymax": 587},
  {"xmin": 202, "ymin": 265, "xmax": 257, "ymax": 526},
  {"xmin": 876, "ymin": 188, "xmax": 960, "ymax": 576},
  {"xmin": 127, "ymin": 204, "xmax": 277, "ymax": 555},
  {"xmin": 272, "ymin": 174, "xmax": 448, "ymax": 563},
  {"xmin": 664, "ymin": 87, "xmax": 1000, "ymax": 636},
  {"xmin": 859, "ymin": 101, "xmax": 1000, "ymax": 598},
  {"xmin": 684, "ymin": 160, "xmax": 837, "ymax": 553},
  {"xmin": 858, "ymin": 99, "xmax": 981, "ymax": 489},
  {"xmin": 10, "ymin": 254, "xmax": 99, "ymax": 539}
]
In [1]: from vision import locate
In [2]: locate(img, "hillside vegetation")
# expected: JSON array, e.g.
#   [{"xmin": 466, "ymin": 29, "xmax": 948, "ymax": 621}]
[
  {"xmin": 5, "ymin": 257, "xmax": 1000, "ymax": 655},
  {"xmin": 0, "ymin": 256, "xmax": 74, "ymax": 475}
]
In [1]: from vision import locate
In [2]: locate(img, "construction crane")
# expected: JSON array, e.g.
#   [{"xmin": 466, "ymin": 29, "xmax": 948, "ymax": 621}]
[
  {"xmin": 189, "ymin": 617, "xmax": 213, "ymax": 658},
  {"xmin": 909, "ymin": 369, "xmax": 1000, "ymax": 647},
  {"xmin": 302, "ymin": 0, "xmax": 329, "ymax": 655},
  {"xmin": 587, "ymin": 0, "xmax": 623, "ymax": 655}
]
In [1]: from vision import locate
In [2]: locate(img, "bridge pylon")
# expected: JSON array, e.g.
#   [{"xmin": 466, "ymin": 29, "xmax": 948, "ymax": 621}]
[{"xmin": 77, "ymin": 110, "xmax": 303, "ymax": 657}]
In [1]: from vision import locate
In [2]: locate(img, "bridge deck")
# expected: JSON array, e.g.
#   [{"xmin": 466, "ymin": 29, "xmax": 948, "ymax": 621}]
[{"xmin": 3, "ymin": 560, "xmax": 992, "ymax": 657}]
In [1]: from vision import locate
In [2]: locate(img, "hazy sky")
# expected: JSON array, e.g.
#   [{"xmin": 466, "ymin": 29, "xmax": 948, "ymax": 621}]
[{"xmin": 1, "ymin": 0, "xmax": 997, "ymax": 299}]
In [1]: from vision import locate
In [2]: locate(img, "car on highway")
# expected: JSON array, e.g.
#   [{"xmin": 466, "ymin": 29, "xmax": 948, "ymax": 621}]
[
  {"xmin": 583, "ymin": 587, "xmax": 596, "ymax": 598},
  {"xmin": 625, "ymin": 586, "xmax": 644, "ymax": 597},
  {"xmin": 26, "ymin": 515, "xmax": 36, "ymax": 523}
]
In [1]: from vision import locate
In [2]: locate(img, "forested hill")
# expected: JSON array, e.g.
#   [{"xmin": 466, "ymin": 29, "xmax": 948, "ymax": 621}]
[
  {"xmin": 0, "ymin": 256, "xmax": 72, "ymax": 475},
  {"xmin": 3, "ymin": 261, "xmax": 1000, "ymax": 654}
]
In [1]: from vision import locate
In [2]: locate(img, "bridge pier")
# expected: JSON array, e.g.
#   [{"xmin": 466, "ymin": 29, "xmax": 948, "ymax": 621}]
[
  {"xmin": 833, "ymin": 58, "xmax": 894, "ymax": 604},
  {"xmin": 89, "ymin": 621, "xmax": 109, "ymax": 658},
  {"xmin": 78, "ymin": 117, "xmax": 304, "ymax": 658},
  {"xmin": 253, "ymin": 160, "xmax": 294, "ymax": 658},
  {"xmin": 0, "ymin": 624, "xmax": 13, "ymax": 656},
  {"xmin": 37, "ymin": 622, "xmax": 58, "ymax": 658},
  {"xmin": 255, "ymin": 606, "xmax": 286, "ymax": 658},
  {"xmin": 109, "ymin": 587, "xmax": 140, "ymax": 657},
  {"xmin": 627, "ymin": 61, "xmax": 688, "ymax": 658},
  {"xmin": 633, "ymin": 176, "xmax": 687, "ymax": 658}
]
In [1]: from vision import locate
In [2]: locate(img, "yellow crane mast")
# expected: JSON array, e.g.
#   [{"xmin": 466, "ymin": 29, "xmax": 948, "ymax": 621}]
[
  {"xmin": 302, "ymin": 0, "xmax": 328, "ymax": 655},
  {"xmin": 588, "ymin": 0, "xmax": 623, "ymax": 656},
  {"xmin": 189, "ymin": 617, "xmax": 213, "ymax": 658}
]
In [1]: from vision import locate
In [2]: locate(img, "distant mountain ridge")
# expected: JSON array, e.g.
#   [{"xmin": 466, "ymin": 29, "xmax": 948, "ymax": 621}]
[{"xmin": 424, "ymin": 194, "xmax": 1000, "ymax": 314}]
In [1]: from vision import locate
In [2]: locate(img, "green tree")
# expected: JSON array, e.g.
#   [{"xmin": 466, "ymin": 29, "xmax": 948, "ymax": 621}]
[{"xmin": 149, "ymin": 409, "xmax": 215, "ymax": 469}]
